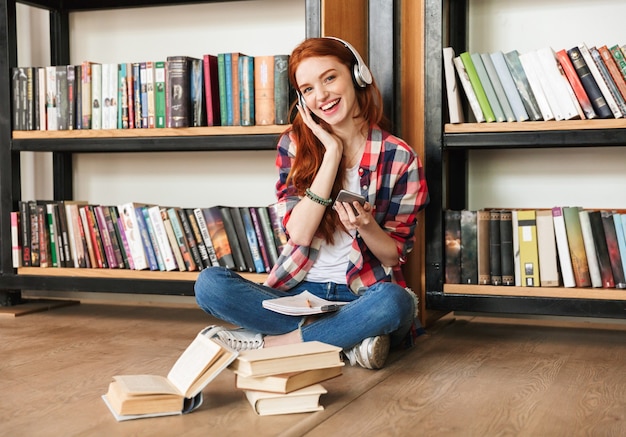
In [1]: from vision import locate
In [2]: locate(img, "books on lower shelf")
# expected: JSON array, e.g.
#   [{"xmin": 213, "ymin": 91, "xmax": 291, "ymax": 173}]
[
  {"xmin": 11, "ymin": 52, "xmax": 293, "ymax": 131},
  {"xmin": 11, "ymin": 200, "xmax": 286, "ymax": 275},
  {"xmin": 443, "ymin": 207, "xmax": 626, "ymax": 289},
  {"xmin": 102, "ymin": 326, "xmax": 238, "ymax": 421},
  {"xmin": 443, "ymin": 41, "xmax": 626, "ymax": 123}
]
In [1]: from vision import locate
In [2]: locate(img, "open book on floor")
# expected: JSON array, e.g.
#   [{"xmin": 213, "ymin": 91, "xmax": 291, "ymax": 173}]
[
  {"xmin": 102, "ymin": 326, "xmax": 238, "ymax": 421},
  {"xmin": 262, "ymin": 290, "xmax": 349, "ymax": 316}
]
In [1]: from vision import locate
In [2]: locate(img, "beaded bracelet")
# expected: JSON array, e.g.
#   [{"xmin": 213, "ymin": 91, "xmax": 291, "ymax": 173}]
[{"xmin": 305, "ymin": 188, "xmax": 333, "ymax": 207}]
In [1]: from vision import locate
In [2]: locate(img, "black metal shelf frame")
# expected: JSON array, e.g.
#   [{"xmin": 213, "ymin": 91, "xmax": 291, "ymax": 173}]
[{"xmin": 423, "ymin": 0, "xmax": 626, "ymax": 319}]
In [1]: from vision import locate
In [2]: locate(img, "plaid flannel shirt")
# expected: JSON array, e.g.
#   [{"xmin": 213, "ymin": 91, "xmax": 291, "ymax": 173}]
[{"xmin": 264, "ymin": 125, "xmax": 429, "ymax": 294}]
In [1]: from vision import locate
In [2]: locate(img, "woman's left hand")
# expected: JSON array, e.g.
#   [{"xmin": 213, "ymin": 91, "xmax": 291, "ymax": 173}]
[{"xmin": 334, "ymin": 200, "xmax": 373, "ymax": 231}]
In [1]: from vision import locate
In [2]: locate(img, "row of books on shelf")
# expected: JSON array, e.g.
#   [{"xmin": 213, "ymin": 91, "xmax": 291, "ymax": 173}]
[
  {"xmin": 103, "ymin": 327, "xmax": 343, "ymax": 420},
  {"xmin": 444, "ymin": 42, "xmax": 626, "ymax": 123},
  {"xmin": 11, "ymin": 200, "xmax": 289, "ymax": 275},
  {"xmin": 444, "ymin": 207, "xmax": 626, "ymax": 289},
  {"xmin": 11, "ymin": 52, "xmax": 292, "ymax": 132}
]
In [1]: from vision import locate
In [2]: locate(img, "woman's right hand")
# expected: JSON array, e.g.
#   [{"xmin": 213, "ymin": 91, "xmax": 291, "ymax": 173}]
[{"xmin": 297, "ymin": 101, "xmax": 343, "ymax": 159}]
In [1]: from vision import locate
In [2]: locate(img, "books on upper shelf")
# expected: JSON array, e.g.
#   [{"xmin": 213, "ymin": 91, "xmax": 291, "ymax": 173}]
[
  {"xmin": 442, "ymin": 47, "xmax": 465, "ymax": 124},
  {"xmin": 243, "ymin": 383, "xmax": 327, "ymax": 416},
  {"xmin": 262, "ymin": 290, "xmax": 349, "ymax": 316},
  {"xmin": 102, "ymin": 326, "xmax": 238, "ymax": 421},
  {"xmin": 235, "ymin": 365, "xmax": 343, "ymax": 394},
  {"xmin": 229, "ymin": 341, "xmax": 343, "ymax": 378},
  {"xmin": 459, "ymin": 52, "xmax": 496, "ymax": 122}
]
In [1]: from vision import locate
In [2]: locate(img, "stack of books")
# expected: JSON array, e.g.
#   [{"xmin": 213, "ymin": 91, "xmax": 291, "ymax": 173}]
[{"xmin": 229, "ymin": 341, "xmax": 345, "ymax": 416}]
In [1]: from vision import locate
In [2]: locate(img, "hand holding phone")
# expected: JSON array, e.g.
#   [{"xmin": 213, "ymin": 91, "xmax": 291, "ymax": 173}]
[{"xmin": 335, "ymin": 189, "xmax": 366, "ymax": 215}]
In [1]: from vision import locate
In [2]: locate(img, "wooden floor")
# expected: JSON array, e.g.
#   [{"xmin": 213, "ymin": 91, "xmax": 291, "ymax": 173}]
[{"xmin": 2, "ymin": 302, "xmax": 626, "ymax": 437}]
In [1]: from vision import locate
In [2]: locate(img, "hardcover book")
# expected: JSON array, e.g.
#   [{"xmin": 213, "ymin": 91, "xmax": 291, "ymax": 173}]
[
  {"xmin": 488, "ymin": 210, "xmax": 502, "ymax": 285},
  {"xmin": 517, "ymin": 209, "xmax": 540, "ymax": 287},
  {"xmin": 578, "ymin": 209, "xmax": 602, "ymax": 288},
  {"xmin": 601, "ymin": 211, "xmax": 626, "ymax": 288},
  {"xmin": 503, "ymin": 50, "xmax": 542, "ymax": 121},
  {"xmin": 229, "ymin": 341, "xmax": 343, "ymax": 378},
  {"xmin": 268, "ymin": 202, "xmax": 288, "ymax": 255},
  {"xmin": 254, "ymin": 55, "xmax": 276, "ymax": 125},
  {"xmin": 235, "ymin": 365, "xmax": 342, "ymax": 394},
  {"xmin": 230, "ymin": 207, "xmax": 256, "ymax": 273},
  {"xmin": 102, "ymin": 327, "xmax": 237, "ymax": 421},
  {"xmin": 239, "ymin": 54, "xmax": 255, "ymax": 126},
  {"xmin": 201, "ymin": 206, "xmax": 236, "ymax": 270},
  {"xmin": 192, "ymin": 208, "xmax": 221, "ymax": 268},
  {"xmin": 161, "ymin": 208, "xmax": 186, "ymax": 271},
  {"xmin": 117, "ymin": 203, "xmax": 149, "ymax": 270},
  {"xmin": 167, "ymin": 207, "xmax": 197, "ymax": 272},
  {"xmin": 190, "ymin": 57, "xmax": 205, "ymax": 127},
  {"xmin": 535, "ymin": 209, "xmax": 560, "ymax": 287},
  {"xmin": 203, "ymin": 54, "xmax": 221, "ymax": 126},
  {"xmin": 240, "ymin": 207, "xmax": 266, "ymax": 273},
  {"xmin": 274, "ymin": 54, "xmax": 291, "ymax": 125},
  {"xmin": 562, "ymin": 206, "xmax": 592, "ymax": 288},
  {"xmin": 219, "ymin": 206, "xmax": 248, "ymax": 272},
  {"xmin": 471, "ymin": 52, "xmax": 505, "ymax": 121},
  {"xmin": 175, "ymin": 208, "xmax": 203, "ymax": 271},
  {"xmin": 499, "ymin": 210, "xmax": 515, "ymax": 286},
  {"xmin": 567, "ymin": 46, "xmax": 612, "ymax": 119},
  {"xmin": 154, "ymin": 61, "xmax": 166, "ymax": 128},
  {"xmin": 459, "ymin": 52, "xmax": 495, "ymax": 122},
  {"xmin": 460, "ymin": 210, "xmax": 478, "ymax": 285},
  {"xmin": 588, "ymin": 210, "xmax": 615, "ymax": 288},
  {"xmin": 256, "ymin": 206, "xmax": 280, "ymax": 267},
  {"xmin": 452, "ymin": 55, "xmax": 485, "ymax": 123},
  {"xmin": 518, "ymin": 51, "xmax": 555, "ymax": 121},
  {"xmin": 443, "ymin": 47, "xmax": 465, "ymax": 124},
  {"xmin": 552, "ymin": 207, "xmax": 576, "ymax": 288},
  {"xmin": 444, "ymin": 209, "xmax": 461, "ymax": 284},
  {"xmin": 476, "ymin": 209, "xmax": 491, "ymax": 285},
  {"xmin": 166, "ymin": 55, "xmax": 194, "ymax": 127},
  {"xmin": 243, "ymin": 384, "xmax": 327, "ymax": 416},
  {"xmin": 590, "ymin": 46, "xmax": 626, "ymax": 116}
]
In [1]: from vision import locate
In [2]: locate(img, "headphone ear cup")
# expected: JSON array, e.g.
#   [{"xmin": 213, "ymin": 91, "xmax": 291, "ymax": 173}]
[{"xmin": 353, "ymin": 64, "xmax": 366, "ymax": 88}]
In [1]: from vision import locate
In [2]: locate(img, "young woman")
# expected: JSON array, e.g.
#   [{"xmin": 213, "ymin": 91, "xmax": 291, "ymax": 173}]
[{"xmin": 195, "ymin": 37, "xmax": 429, "ymax": 369}]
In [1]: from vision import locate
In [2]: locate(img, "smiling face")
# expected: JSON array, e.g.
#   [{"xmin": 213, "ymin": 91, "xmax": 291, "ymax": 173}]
[{"xmin": 295, "ymin": 55, "xmax": 361, "ymax": 128}]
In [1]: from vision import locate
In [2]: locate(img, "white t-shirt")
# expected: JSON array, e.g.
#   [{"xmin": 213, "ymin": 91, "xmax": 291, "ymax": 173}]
[{"xmin": 305, "ymin": 164, "xmax": 361, "ymax": 284}]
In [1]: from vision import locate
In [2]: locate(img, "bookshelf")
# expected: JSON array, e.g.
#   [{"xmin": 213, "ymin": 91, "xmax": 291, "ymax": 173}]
[
  {"xmin": 424, "ymin": 0, "xmax": 626, "ymax": 319},
  {"xmin": 1, "ymin": 0, "xmax": 411, "ymax": 305}
]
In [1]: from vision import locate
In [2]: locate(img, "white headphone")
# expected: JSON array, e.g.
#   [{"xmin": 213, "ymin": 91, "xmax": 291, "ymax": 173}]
[{"xmin": 325, "ymin": 36, "xmax": 373, "ymax": 88}]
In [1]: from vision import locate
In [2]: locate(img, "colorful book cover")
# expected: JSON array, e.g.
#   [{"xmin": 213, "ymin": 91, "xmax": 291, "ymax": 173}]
[
  {"xmin": 444, "ymin": 210, "xmax": 462, "ymax": 284},
  {"xmin": 471, "ymin": 52, "xmax": 505, "ymax": 122},
  {"xmin": 601, "ymin": 211, "xmax": 626, "ymax": 288},
  {"xmin": 176, "ymin": 208, "xmax": 203, "ymax": 270},
  {"xmin": 567, "ymin": 46, "xmax": 612, "ymax": 119},
  {"xmin": 254, "ymin": 55, "xmax": 275, "ymax": 125},
  {"xmin": 256, "ymin": 206, "xmax": 280, "ymax": 267},
  {"xmin": 117, "ymin": 203, "xmax": 149, "ymax": 270},
  {"xmin": 517, "ymin": 209, "xmax": 540, "ymax": 287},
  {"xmin": 134, "ymin": 206, "xmax": 159, "ymax": 271},
  {"xmin": 167, "ymin": 208, "xmax": 197, "ymax": 272},
  {"xmin": 155, "ymin": 61, "xmax": 166, "ymax": 128},
  {"xmin": 503, "ymin": 50, "xmax": 542, "ymax": 121},
  {"xmin": 190, "ymin": 58, "xmax": 205, "ymax": 127},
  {"xmin": 460, "ymin": 210, "xmax": 478, "ymax": 285},
  {"xmin": 241, "ymin": 207, "xmax": 266, "ymax": 273},
  {"xmin": 203, "ymin": 54, "xmax": 221, "ymax": 126},
  {"xmin": 562, "ymin": 206, "xmax": 592, "ymax": 287},
  {"xmin": 200, "ymin": 207, "xmax": 235, "ymax": 270},
  {"xmin": 555, "ymin": 49, "xmax": 596, "ymax": 119},
  {"xmin": 189, "ymin": 208, "xmax": 218, "ymax": 268},
  {"xmin": 459, "ymin": 52, "xmax": 495, "ymax": 122},
  {"xmin": 239, "ymin": 54, "xmax": 255, "ymax": 126}
]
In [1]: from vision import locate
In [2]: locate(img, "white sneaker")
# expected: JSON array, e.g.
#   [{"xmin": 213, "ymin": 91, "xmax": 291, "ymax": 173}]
[
  {"xmin": 343, "ymin": 335, "xmax": 390, "ymax": 370},
  {"xmin": 202, "ymin": 325, "xmax": 264, "ymax": 351}
]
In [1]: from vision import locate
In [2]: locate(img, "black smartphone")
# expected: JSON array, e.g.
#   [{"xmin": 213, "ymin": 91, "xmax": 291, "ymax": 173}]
[
  {"xmin": 298, "ymin": 92, "xmax": 307, "ymax": 109},
  {"xmin": 335, "ymin": 189, "xmax": 366, "ymax": 215}
]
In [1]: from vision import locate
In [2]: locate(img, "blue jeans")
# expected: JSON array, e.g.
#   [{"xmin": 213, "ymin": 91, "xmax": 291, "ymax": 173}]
[{"xmin": 194, "ymin": 266, "xmax": 417, "ymax": 349}]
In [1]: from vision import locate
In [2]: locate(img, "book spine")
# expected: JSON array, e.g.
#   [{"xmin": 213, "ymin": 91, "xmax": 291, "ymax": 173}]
[
  {"xmin": 562, "ymin": 206, "xmax": 592, "ymax": 287},
  {"xmin": 178, "ymin": 209, "xmax": 204, "ymax": 270},
  {"xmin": 613, "ymin": 212, "xmax": 626, "ymax": 284},
  {"xmin": 517, "ymin": 209, "xmax": 540, "ymax": 287},
  {"xmin": 249, "ymin": 206, "xmax": 272, "ymax": 273},
  {"xmin": 444, "ymin": 210, "xmax": 462, "ymax": 284},
  {"xmin": 30, "ymin": 202, "xmax": 40, "ymax": 267},
  {"xmin": 552, "ymin": 207, "xmax": 576, "ymax": 287},
  {"xmin": 94, "ymin": 205, "xmax": 117, "ymax": 268},
  {"xmin": 190, "ymin": 58, "xmax": 205, "ymax": 127},
  {"xmin": 230, "ymin": 207, "xmax": 256, "ymax": 272},
  {"xmin": 19, "ymin": 201, "xmax": 31, "ymax": 266},
  {"xmin": 161, "ymin": 209, "xmax": 186, "ymax": 271},
  {"xmin": 146, "ymin": 206, "xmax": 175, "ymax": 271},
  {"xmin": 78, "ymin": 206, "xmax": 97, "ymax": 268},
  {"xmin": 488, "ymin": 210, "xmax": 502, "ymax": 285},
  {"xmin": 518, "ymin": 51, "xmax": 555, "ymax": 121},
  {"xmin": 112, "ymin": 208, "xmax": 135, "ymax": 270},
  {"xmin": 203, "ymin": 54, "xmax": 221, "ymax": 126},
  {"xmin": 274, "ymin": 54, "xmax": 290, "ymax": 125},
  {"xmin": 117, "ymin": 204, "xmax": 148, "ymax": 270},
  {"xmin": 555, "ymin": 49, "xmax": 597, "ymax": 119},
  {"xmin": 535, "ymin": 209, "xmax": 560, "ymax": 287},
  {"xmin": 241, "ymin": 207, "xmax": 266, "ymax": 273},
  {"xmin": 63, "ymin": 203, "xmax": 79, "ymax": 268},
  {"xmin": 503, "ymin": 50, "xmax": 542, "ymax": 121},
  {"xmin": 452, "ymin": 56, "xmax": 485, "ymax": 123},
  {"xmin": 459, "ymin": 52, "xmax": 496, "ymax": 122},
  {"xmin": 132, "ymin": 62, "xmax": 142, "ymax": 128},
  {"xmin": 202, "ymin": 207, "xmax": 236, "ymax": 270},
  {"xmin": 125, "ymin": 62, "xmax": 135, "ymax": 130},
  {"xmin": 471, "ymin": 52, "xmax": 506, "ymax": 122},
  {"xmin": 192, "ymin": 208, "xmax": 220, "ymax": 267},
  {"xmin": 589, "ymin": 211, "xmax": 615, "ymax": 288},
  {"xmin": 609, "ymin": 45, "xmax": 626, "ymax": 83},
  {"xmin": 257, "ymin": 206, "xmax": 280, "ymax": 268},
  {"xmin": 87, "ymin": 206, "xmax": 107, "ymax": 268},
  {"xmin": 239, "ymin": 54, "xmax": 255, "ymax": 126},
  {"xmin": 134, "ymin": 207, "xmax": 159, "ymax": 270},
  {"xmin": 489, "ymin": 51, "xmax": 529, "ymax": 122},
  {"xmin": 166, "ymin": 56, "xmax": 191, "ymax": 127},
  {"xmin": 598, "ymin": 45, "xmax": 626, "ymax": 103},
  {"xmin": 146, "ymin": 61, "xmax": 156, "ymax": 128},
  {"xmin": 460, "ymin": 210, "xmax": 478, "ymax": 284},
  {"xmin": 601, "ymin": 211, "xmax": 626, "ymax": 288},
  {"xmin": 103, "ymin": 205, "xmax": 126, "ymax": 268},
  {"xmin": 443, "ymin": 47, "xmax": 465, "ymax": 124},
  {"xmin": 476, "ymin": 209, "xmax": 491, "ymax": 285},
  {"xmin": 217, "ymin": 53, "xmax": 228, "ymax": 126},
  {"xmin": 499, "ymin": 210, "xmax": 514, "ymax": 286},
  {"xmin": 11, "ymin": 211, "xmax": 22, "ymax": 268},
  {"xmin": 578, "ymin": 209, "xmax": 602, "ymax": 288},
  {"xmin": 118, "ymin": 63, "xmax": 129, "ymax": 129},
  {"xmin": 220, "ymin": 206, "xmax": 248, "ymax": 272},
  {"xmin": 168, "ymin": 208, "xmax": 197, "ymax": 271},
  {"xmin": 567, "ymin": 46, "xmax": 612, "ymax": 119},
  {"xmin": 254, "ymin": 55, "xmax": 276, "ymax": 125},
  {"xmin": 267, "ymin": 202, "xmax": 288, "ymax": 255}
]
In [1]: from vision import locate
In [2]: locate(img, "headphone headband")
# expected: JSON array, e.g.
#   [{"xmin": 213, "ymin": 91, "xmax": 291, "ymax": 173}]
[{"xmin": 324, "ymin": 36, "xmax": 373, "ymax": 88}]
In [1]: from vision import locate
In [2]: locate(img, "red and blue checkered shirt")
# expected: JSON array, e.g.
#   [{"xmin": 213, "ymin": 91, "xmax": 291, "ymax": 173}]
[{"xmin": 264, "ymin": 125, "xmax": 429, "ymax": 294}]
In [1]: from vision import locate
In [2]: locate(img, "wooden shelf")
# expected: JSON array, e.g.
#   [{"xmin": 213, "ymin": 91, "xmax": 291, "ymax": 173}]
[
  {"xmin": 17, "ymin": 267, "xmax": 268, "ymax": 283},
  {"xmin": 443, "ymin": 284, "xmax": 626, "ymax": 301},
  {"xmin": 445, "ymin": 119, "xmax": 626, "ymax": 134},
  {"xmin": 12, "ymin": 125, "xmax": 290, "ymax": 140}
]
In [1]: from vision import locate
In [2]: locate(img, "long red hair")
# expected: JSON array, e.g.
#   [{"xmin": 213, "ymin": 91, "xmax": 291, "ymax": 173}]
[{"xmin": 287, "ymin": 37, "xmax": 386, "ymax": 242}]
